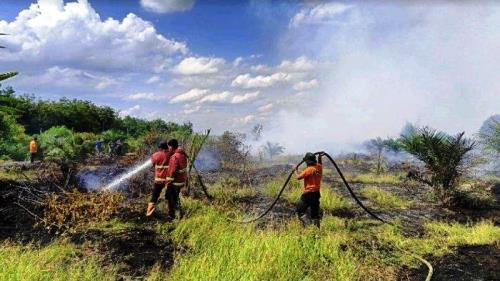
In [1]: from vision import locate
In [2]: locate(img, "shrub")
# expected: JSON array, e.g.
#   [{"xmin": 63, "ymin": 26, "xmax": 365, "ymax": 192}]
[
  {"xmin": 0, "ymin": 111, "xmax": 28, "ymax": 160},
  {"xmin": 400, "ymin": 126, "xmax": 475, "ymax": 205}
]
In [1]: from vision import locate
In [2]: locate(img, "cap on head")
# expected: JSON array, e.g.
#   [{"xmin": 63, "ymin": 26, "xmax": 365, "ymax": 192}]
[
  {"xmin": 303, "ymin": 152, "xmax": 317, "ymax": 165},
  {"xmin": 167, "ymin": 139, "xmax": 179, "ymax": 149},
  {"xmin": 34, "ymin": 137, "xmax": 37, "ymax": 141},
  {"xmin": 158, "ymin": 141, "xmax": 168, "ymax": 150}
]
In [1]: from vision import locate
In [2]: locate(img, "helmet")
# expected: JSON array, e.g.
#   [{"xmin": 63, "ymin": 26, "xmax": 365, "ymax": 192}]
[{"xmin": 303, "ymin": 152, "xmax": 317, "ymax": 165}]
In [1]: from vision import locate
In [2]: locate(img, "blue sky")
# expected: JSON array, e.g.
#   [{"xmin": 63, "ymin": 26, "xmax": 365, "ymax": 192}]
[{"xmin": 1, "ymin": 0, "xmax": 499, "ymax": 152}]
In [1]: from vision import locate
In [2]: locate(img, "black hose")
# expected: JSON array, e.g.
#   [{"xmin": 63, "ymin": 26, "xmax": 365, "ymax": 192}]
[{"xmin": 227, "ymin": 152, "xmax": 385, "ymax": 224}]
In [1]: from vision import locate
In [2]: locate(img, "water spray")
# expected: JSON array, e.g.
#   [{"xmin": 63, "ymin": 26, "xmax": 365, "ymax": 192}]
[{"xmin": 103, "ymin": 159, "xmax": 151, "ymax": 191}]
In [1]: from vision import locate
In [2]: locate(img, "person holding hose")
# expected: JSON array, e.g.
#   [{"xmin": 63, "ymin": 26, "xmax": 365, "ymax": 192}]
[
  {"xmin": 164, "ymin": 139, "xmax": 188, "ymax": 221},
  {"xmin": 295, "ymin": 152, "xmax": 324, "ymax": 227},
  {"xmin": 147, "ymin": 141, "xmax": 172, "ymax": 217}
]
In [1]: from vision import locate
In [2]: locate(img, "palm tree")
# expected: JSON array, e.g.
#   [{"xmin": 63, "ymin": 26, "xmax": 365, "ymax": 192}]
[
  {"xmin": 0, "ymin": 33, "xmax": 17, "ymax": 82},
  {"xmin": 263, "ymin": 141, "xmax": 284, "ymax": 160},
  {"xmin": 400, "ymin": 126, "xmax": 475, "ymax": 204}
]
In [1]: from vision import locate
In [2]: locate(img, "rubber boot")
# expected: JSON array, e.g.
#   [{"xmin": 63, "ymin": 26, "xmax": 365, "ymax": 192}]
[
  {"xmin": 146, "ymin": 203, "xmax": 155, "ymax": 217},
  {"xmin": 299, "ymin": 214, "xmax": 311, "ymax": 226},
  {"xmin": 313, "ymin": 219, "xmax": 320, "ymax": 228}
]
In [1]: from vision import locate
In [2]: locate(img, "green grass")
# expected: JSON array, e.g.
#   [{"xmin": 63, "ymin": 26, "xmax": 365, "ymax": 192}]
[
  {"xmin": 0, "ymin": 241, "xmax": 118, "ymax": 281},
  {"xmin": 360, "ymin": 187, "xmax": 413, "ymax": 210},
  {"xmin": 346, "ymin": 173, "xmax": 403, "ymax": 185},
  {"xmin": 165, "ymin": 198, "xmax": 360, "ymax": 281}
]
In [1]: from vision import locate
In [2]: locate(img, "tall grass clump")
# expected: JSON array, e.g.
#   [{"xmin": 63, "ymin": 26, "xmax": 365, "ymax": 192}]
[
  {"xmin": 360, "ymin": 187, "xmax": 413, "ymax": 210},
  {"xmin": 0, "ymin": 241, "xmax": 117, "ymax": 281},
  {"xmin": 166, "ymin": 203, "xmax": 360, "ymax": 281}
]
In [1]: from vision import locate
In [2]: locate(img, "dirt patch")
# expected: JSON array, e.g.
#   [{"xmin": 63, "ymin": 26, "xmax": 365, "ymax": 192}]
[
  {"xmin": 399, "ymin": 244, "xmax": 500, "ymax": 281},
  {"xmin": 71, "ymin": 228, "xmax": 174, "ymax": 278}
]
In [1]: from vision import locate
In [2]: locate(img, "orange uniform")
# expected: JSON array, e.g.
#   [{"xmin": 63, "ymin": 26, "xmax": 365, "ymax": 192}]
[
  {"xmin": 297, "ymin": 163, "xmax": 322, "ymax": 193},
  {"xmin": 151, "ymin": 149, "xmax": 172, "ymax": 183},
  {"xmin": 29, "ymin": 140, "xmax": 38, "ymax": 153},
  {"xmin": 166, "ymin": 148, "xmax": 188, "ymax": 186}
]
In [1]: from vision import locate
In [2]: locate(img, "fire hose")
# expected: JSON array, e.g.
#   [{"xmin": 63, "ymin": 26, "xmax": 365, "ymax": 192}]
[{"xmin": 189, "ymin": 151, "xmax": 433, "ymax": 281}]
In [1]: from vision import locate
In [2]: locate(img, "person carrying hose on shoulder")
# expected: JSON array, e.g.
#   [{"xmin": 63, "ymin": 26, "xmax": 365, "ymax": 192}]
[
  {"xmin": 295, "ymin": 152, "xmax": 324, "ymax": 228},
  {"xmin": 164, "ymin": 139, "xmax": 188, "ymax": 221},
  {"xmin": 146, "ymin": 141, "xmax": 172, "ymax": 217}
]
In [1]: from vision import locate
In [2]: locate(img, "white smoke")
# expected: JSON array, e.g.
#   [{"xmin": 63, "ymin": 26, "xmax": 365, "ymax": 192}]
[{"xmin": 265, "ymin": 3, "xmax": 500, "ymax": 154}]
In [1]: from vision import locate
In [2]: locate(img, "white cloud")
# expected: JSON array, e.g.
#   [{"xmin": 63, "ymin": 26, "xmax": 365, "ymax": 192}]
[
  {"xmin": 257, "ymin": 103, "xmax": 274, "ymax": 113},
  {"xmin": 0, "ymin": 0, "xmax": 187, "ymax": 73},
  {"xmin": 198, "ymin": 91, "xmax": 231, "ymax": 103},
  {"xmin": 183, "ymin": 104, "xmax": 201, "ymax": 114},
  {"xmin": 174, "ymin": 57, "xmax": 225, "ymax": 75},
  {"xmin": 170, "ymin": 88, "xmax": 209, "ymax": 103},
  {"xmin": 233, "ymin": 57, "xmax": 244, "ymax": 67},
  {"xmin": 250, "ymin": 64, "xmax": 270, "ymax": 72},
  {"xmin": 293, "ymin": 79, "xmax": 318, "ymax": 91},
  {"xmin": 126, "ymin": 92, "xmax": 166, "ymax": 101},
  {"xmin": 120, "ymin": 105, "xmax": 141, "ymax": 117},
  {"xmin": 289, "ymin": 2, "xmax": 353, "ymax": 28},
  {"xmin": 231, "ymin": 72, "xmax": 291, "ymax": 88},
  {"xmin": 230, "ymin": 91, "xmax": 260, "ymax": 104},
  {"xmin": 140, "ymin": 0, "xmax": 195, "ymax": 13},
  {"xmin": 279, "ymin": 56, "xmax": 315, "ymax": 72},
  {"xmin": 237, "ymin": 115, "xmax": 255, "ymax": 124},
  {"xmin": 146, "ymin": 75, "xmax": 161, "ymax": 84}
]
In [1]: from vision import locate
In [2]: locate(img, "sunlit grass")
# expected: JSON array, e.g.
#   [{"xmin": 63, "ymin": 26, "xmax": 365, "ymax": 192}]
[
  {"xmin": 360, "ymin": 187, "xmax": 413, "ymax": 210},
  {"xmin": 345, "ymin": 173, "xmax": 403, "ymax": 185},
  {"xmin": 0, "ymin": 241, "xmax": 118, "ymax": 281}
]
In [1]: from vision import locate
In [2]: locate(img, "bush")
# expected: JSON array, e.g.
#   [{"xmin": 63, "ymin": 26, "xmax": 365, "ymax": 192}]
[{"xmin": 0, "ymin": 111, "xmax": 28, "ymax": 160}]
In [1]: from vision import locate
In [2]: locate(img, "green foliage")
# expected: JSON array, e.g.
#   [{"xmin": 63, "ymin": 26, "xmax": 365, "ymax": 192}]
[
  {"xmin": 212, "ymin": 131, "xmax": 248, "ymax": 169},
  {"xmin": 262, "ymin": 141, "xmax": 285, "ymax": 159},
  {"xmin": 400, "ymin": 127, "xmax": 475, "ymax": 204},
  {"xmin": 364, "ymin": 137, "xmax": 402, "ymax": 174},
  {"xmin": 38, "ymin": 126, "xmax": 84, "ymax": 162},
  {"xmin": 0, "ymin": 71, "xmax": 18, "ymax": 82},
  {"xmin": 0, "ymin": 111, "xmax": 28, "ymax": 160},
  {"xmin": 0, "ymin": 241, "xmax": 118, "ymax": 280}
]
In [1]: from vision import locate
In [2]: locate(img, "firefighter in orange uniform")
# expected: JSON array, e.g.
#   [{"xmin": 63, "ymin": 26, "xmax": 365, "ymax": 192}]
[
  {"xmin": 295, "ymin": 152, "xmax": 324, "ymax": 227},
  {"xmin": 146, "ymin": 141, "xmax": 172, "ymax": 217},
  {"xmin": 165, "ymin": 139, "xmax": 188, "ymax": 220},
  {"xmin": 29, "ymin": 137, "xmax": 38, "ymax": 163}
]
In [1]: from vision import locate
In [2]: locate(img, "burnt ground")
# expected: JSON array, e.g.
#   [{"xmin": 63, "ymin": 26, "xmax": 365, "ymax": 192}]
[
  {"xmin": 70, "ymin": 228, "xmax": 175, "ymax": 278},
  {"xmin": 399, "ymin": 244, "xmax": 500, "ymax": 281}
]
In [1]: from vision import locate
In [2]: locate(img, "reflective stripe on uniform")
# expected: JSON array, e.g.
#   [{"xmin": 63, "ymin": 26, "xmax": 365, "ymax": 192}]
[
  {"xmin": 155, "ymin": 165, "xmax": 169, "ymax": 169},
  {"xmin": 176, "ymin": 168, "xmax": 187, "ymax": 173},
  {"xmin": 166, "ymin": 177, "xmax": 174, "ymax": 181},
  {"xmin": 172, "ymin": 182, "xmax": 185, "ymax": 186},
  {"xmin": 154, "ymin": 178, "xmax": 167, "ymax": 182}
]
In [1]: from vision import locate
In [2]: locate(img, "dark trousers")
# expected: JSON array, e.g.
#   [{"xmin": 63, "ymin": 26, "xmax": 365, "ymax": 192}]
[
  {"xmin": 150, "ymin": 182, "xmax": 180, "ymax": 218},
  {"xmin": 30, "ymin": 153, "xmax": 36, "ymax": 163},
  {"xmin": 296, "ymin": 191, "xmax": 321, "ymax": 219}
]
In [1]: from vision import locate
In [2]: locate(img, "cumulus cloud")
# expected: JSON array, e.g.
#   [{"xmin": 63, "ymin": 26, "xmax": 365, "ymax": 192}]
[
  {"xmin": 278, "ymin": 56, "xmax": 315, "ymax": 72},
  {"xmin": 140, "ymin": 0, "xmax": 195, "ymax": 13},
  {"xmin": 293, "ymin": 79, "xmax": 318, "ymax": 91},
  {"xmin": 126, "ymin": 92, "xmax": 166, "ymax": 101},
  {"xmin": 0, "ymin": 0, "xmax": 187, "ymax": 73},
  {"xmin": 174, "ymin": 57, "xmax": 225, "ymax": 75},
  {"xmin": 119, "ymin": 105, "xmax": 141, "ymax": 117},
  {"xmin": 257, "ymin": 103, "xmax": 274, "ymax": 113},
  {"xmin": 170, "ymin": 88, "xmax": 209, "ymax": 103},
  {"xmin": 183, "ymin": 104, "xmax": 201, "ymax": 114},
  {"xmin": 289, "ymin": 2, "xmax": 353, "ymax": 28},
  {"xmin": 198, "ymin": 91, "xmax": 231, "ymax": 103},
  {"xmin": 231, "ymin": 72, "xmax": 291, "ymax": 88},
  {"xmin": 230, "ymin": 91, "xmax": 260, "ymax": 104}
]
